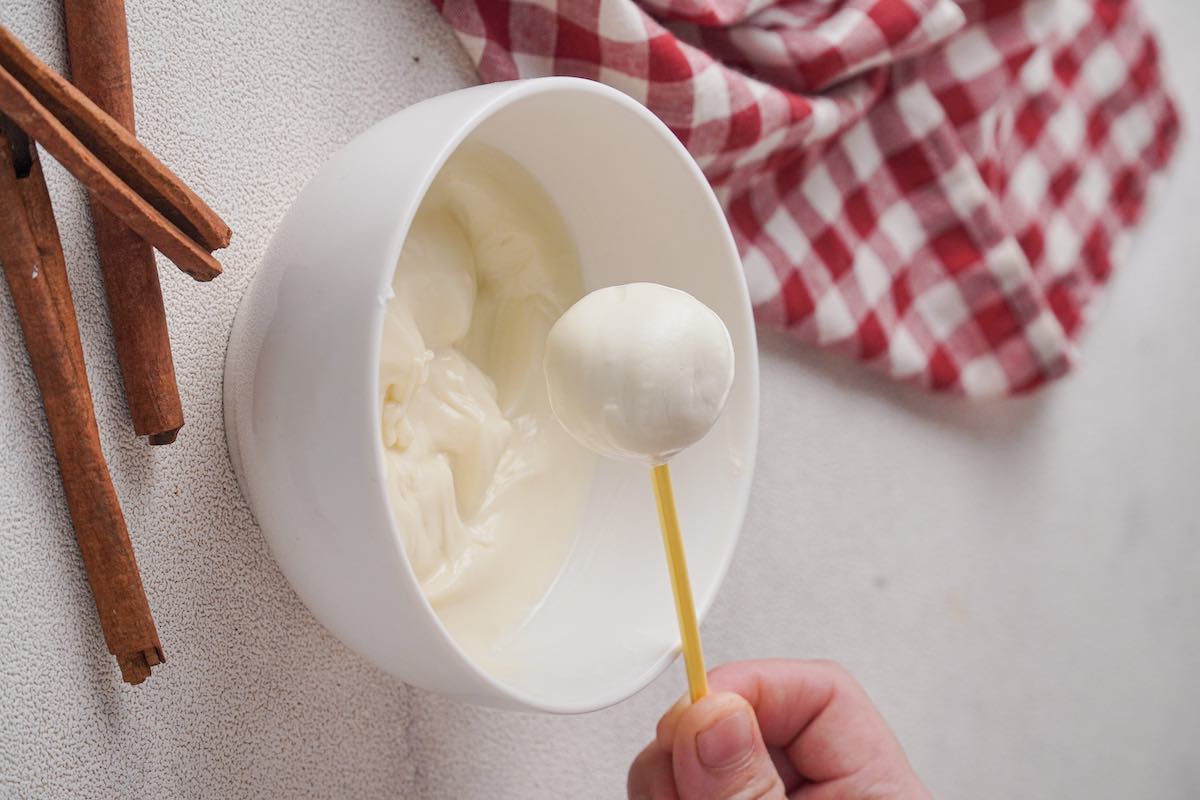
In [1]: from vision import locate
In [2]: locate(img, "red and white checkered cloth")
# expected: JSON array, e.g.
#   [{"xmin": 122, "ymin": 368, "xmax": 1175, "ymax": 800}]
[{"xmin": 434, "ymin": 0, "xmax": 1179, "ymax": 395}]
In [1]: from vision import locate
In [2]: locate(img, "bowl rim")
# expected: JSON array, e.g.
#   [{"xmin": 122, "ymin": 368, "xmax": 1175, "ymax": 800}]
[{"xmin": 362, "ymin": 76, "xmax": 761, "ymax": 713}]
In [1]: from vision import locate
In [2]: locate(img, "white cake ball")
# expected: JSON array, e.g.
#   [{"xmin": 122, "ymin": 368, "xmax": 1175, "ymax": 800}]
[{"xmin": 543, "ymin": 283, "xmax": 735, "ymax": 464}]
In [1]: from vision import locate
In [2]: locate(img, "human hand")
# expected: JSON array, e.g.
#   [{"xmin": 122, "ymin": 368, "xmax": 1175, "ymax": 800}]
[{"xmin": 627, "ymin": 659, "xmax": 931, "ymax": 799}]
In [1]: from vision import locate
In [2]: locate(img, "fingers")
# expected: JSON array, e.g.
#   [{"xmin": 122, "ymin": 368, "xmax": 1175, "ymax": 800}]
[
  {"xmin": 656, "ymin": 660, "xmax": 914, "ymax": 785},
  {"xmin": 767, "ymin": 746, "xmax": 803, "ymax": 790},
  {"xmin": 656, "ymin": 693, "xmax": 689, "ymax": 751},
  {"xmin": 670, "ymin": 691, "xmax": 787, "ymax": 799},
  {"xmin": 628, "ymin": 740, "xmax": 678, "ymax": 800}
]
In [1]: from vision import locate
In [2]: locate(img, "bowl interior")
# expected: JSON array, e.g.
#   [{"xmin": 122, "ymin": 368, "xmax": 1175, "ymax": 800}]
[{"xmin": 410, "ymin": 87, "xmax": 759, "ymax": 710}]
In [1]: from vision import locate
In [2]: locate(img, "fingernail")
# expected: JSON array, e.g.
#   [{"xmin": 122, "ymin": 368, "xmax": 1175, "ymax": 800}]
[{"xmin": 696, "ymin": 710, "xmax": 753, "ymax": 768}]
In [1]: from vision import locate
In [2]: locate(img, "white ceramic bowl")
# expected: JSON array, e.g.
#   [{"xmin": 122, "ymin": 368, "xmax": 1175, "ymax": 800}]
[{"xmin": 224, "ymin": 77, "xmax": 759, "ymax": 713}]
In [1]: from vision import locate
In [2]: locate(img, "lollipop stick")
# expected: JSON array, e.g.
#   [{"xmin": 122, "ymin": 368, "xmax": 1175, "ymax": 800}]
[{"xmin": 650, "ymin": 462, "xmax": 709, "ymax": 703}]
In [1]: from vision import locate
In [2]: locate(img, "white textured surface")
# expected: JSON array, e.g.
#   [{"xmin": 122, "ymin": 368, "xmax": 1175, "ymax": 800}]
[{"xmin": 0, "ymin": 1, "xmax": 1196, "ymax": 797}]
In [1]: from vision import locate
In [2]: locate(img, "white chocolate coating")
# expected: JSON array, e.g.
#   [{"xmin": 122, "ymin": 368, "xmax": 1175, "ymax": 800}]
[
  {"xmin": 543, "ymin": 283, "xmax": 735, "ymax": 464},
  {"xmin": 379, "ymin": 143, "xmax": 593, "ymax": 665}
]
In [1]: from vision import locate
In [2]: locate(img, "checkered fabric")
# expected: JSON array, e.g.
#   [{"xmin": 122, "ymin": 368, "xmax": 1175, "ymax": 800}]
[{"xmin": 434, "ymin": 0, "xmax": 1180, "ymax": 395}]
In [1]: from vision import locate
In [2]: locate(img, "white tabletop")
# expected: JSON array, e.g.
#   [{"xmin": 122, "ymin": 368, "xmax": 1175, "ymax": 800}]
[{"xmin": 0, "ymin": 1, "xmax": 1197, "ymax": 797}]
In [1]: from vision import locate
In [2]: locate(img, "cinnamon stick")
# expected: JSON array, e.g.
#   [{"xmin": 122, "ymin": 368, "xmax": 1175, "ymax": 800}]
[
  {"xmin": 0, "ymin": 63, "xmax": 221, "ymax": 281},
  {"xmin": 63, "ymin": 0, "xmax": 183, "ymax": 445},
  {"xmin": 0, "ymin": 117, "xmax": 164, "ymax": 684},
  {"xmin": 0, "ymin": 24, "xmax": 229, "ymax": 253}
]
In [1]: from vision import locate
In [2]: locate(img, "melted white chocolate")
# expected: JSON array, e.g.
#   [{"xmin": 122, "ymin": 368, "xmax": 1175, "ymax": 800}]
[{"xmin": 379, "ymin": 143, "xmax": 593, "ymax": 662}]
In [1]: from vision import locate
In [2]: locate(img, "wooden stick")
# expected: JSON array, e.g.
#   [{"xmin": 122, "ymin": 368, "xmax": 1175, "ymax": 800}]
[
  {"xmin": 0, "ymin": 63, "xmax": 221, "ymax": 281},
  {"xmin": 63, "ymin": 0, "xmax": 184, "ymax": 445},
  {"xmin": 0, "ymin": 117, "xmax": 164, "ymax": 684},
  {"xmin": 0, "ymin": 23, "xmax": 229, "ymax": 253},
  {"xmin": 651, "ymin": 462, "xmax": 709, "ymax": 703}
]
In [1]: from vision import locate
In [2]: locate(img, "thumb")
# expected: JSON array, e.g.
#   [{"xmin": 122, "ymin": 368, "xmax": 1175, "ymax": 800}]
[{"xmin": 671, "ymin": 692, "xmax": 785, "ymax": 799}]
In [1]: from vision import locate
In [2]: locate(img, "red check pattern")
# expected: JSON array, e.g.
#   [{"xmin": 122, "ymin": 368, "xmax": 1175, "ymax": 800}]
[{"xmin": 434, "ymin": 0, "xmax": 1180, "ymax": 395}]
